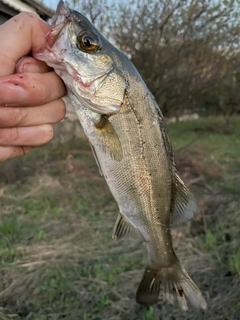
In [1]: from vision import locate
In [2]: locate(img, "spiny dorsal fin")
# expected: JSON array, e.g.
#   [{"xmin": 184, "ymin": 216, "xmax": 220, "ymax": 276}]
[
  {"xmin": 112, "ymin": 213, "xmax": 136, "ymax": 239},
  {"xmin": 95, "ymin": 116, "xmax": 123, "ymax": 162},
  {"xmin": 171, "ymin": 174, "xmax": 198, "ymax": 225}
]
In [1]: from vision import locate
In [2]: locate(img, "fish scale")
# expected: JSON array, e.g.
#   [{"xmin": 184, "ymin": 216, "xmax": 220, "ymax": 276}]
[{"xmin": 33, "ymin": 0, "xmax": 207, "ymax": 310}]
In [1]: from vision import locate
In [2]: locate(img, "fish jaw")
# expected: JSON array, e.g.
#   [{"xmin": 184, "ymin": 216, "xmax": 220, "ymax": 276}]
[
  {"xmin": 51, "ymin": 1, "xmax": 69, "ymax": 26},
  {"xmin": 33, "ymin": 1, "xmax": 126, "ymax": 115},
  {"xmin": 34, "ymin": 0, "xmax": 70, "ymax": 63},
  {"xmin": 45, "ymin": 1, "xmax": 70, "ymax": 48},
  {"xmin": 34, "ymin": 10, "xmax": 101, "ymax": 96}
]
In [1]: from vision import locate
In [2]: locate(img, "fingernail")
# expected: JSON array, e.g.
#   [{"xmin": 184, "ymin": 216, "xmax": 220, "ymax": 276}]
[
  {"xmin": 21, "ymin": 63, "xmax": 40, "ymax": 73},
  {"xmin": 23, "ymin": 147, "xmax": 34, "ymax": 155},
  {"xmin": 0, "ymin": 83, "xmax": 27, "ymax": 104}
]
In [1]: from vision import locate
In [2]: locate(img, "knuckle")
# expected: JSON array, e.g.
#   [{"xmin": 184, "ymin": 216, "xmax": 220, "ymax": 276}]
[
  {"xmin": 17, "ymin": 12, "xmax": 38, "ymax": 22},
  {"xmin": 0, "ymin": 128, "xmax": 19, "ymax": 144},
  {"xmin": 10, "ymin": 127, "xmax": 20, "ymax": 143},
  {"xmin": 11, "ymin": 108, "xmax": 26, "ymax": 126}
]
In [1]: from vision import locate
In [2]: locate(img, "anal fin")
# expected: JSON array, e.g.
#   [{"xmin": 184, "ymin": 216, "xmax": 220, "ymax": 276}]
[
  {"xmin": 171, "ymin": 174, "xmax": 198, "ymax": 225},
  {"xmin": 112, "ymin": 213, "xmax": 136, "ymax": 239}
]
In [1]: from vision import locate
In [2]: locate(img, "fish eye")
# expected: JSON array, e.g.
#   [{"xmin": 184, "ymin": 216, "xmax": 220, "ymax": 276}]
[{"xmin": 76, "ymin": 31, "xmax": 102, "ymax": 53}]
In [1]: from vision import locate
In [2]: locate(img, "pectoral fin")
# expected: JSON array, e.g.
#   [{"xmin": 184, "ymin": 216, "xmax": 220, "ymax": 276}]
[
  {"xmin": 171, "ymin": 174, "xmax": 198, "ymax": 225},
  {"xmin": 95, "ymin": 116, "xmax": 123, "ymax": 162},
  {"xmin": 112, "ymin": 213, "xmax": 136, "ymax": 239}
]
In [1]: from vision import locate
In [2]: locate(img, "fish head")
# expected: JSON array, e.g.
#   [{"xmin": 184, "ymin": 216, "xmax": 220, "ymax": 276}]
[{"xmin": 34, "ymin": 0, "xmax": 127, "ymax": 115}]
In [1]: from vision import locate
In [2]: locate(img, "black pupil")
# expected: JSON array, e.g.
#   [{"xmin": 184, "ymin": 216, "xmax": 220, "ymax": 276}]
[{"xmin": 83, "ymin": 36, "xmax": 94, "ymax": 47}]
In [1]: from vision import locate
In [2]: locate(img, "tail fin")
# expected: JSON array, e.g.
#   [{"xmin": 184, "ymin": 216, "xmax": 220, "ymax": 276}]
[{"xmin": 136, "ymin": 264, "xmax": 207, "ymax": 310}]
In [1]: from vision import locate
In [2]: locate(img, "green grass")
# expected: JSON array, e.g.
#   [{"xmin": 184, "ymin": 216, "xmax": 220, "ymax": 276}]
[
  {"xmin": 168, "ymin": 116, "xmax": 240, "ymax": 190},
  {"xmin": 0, "ymin": 116, "xmax": 239, "ymax": 319}
]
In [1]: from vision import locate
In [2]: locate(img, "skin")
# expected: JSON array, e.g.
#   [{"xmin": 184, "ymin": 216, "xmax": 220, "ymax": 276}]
[
  {"xmin": 0, "ymin": 12, "xmax": 67, "ymax": 162},
  {"xmin": 34, "ymin": 2, "xmax": 206, "ymax": 310}
]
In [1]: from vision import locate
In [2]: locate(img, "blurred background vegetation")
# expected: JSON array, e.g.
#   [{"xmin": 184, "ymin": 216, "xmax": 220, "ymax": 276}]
[
  {"xmin": 69, "ymin": 0, "xmax": 240, "ymax": 124},
  {"xmin": 0, "ymin": 0, "xmax": 240, "ymax": 319}
]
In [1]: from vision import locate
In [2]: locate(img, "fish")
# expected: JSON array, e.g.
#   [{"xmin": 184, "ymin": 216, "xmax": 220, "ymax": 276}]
[{"xmin": 33, "ymin": 0, "xmax": 207, "ymax": 310}]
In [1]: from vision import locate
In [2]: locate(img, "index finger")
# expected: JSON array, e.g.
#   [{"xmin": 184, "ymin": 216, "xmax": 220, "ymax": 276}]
[{"xmin": 0, "ymin": 12, "xmax": 50, "ymax": 77}]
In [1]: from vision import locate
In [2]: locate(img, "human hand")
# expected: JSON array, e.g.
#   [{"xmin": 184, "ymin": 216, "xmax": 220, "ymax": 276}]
[{"xmin": 0, "ymin": 12, "xmax": 66, "ymax": 162}]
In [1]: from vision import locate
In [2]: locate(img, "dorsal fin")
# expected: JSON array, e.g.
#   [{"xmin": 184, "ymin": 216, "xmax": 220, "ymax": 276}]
[
  {"xmin": 171, "ymin": 174, "xmax": 198, "ymax": 225},
  {"xmin": 154, "ymin": 102, "xmax": 197, "ymax": 225}
]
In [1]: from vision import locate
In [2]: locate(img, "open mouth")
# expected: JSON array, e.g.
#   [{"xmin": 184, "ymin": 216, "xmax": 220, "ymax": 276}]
[{"xmin": 46, "ymin": 1, "xmax": 70, "ymax": 48}]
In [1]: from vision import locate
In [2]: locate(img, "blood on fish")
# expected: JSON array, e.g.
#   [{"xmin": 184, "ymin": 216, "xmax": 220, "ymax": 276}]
[{"xmin": 73, "ymin": 74, "xmax": 93, "ymax": 89}]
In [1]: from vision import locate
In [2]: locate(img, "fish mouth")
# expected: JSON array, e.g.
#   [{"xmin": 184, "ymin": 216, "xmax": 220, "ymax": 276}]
[{"xmin": 46, "ymin": 0, "xmax": 70, "ymax": 48}]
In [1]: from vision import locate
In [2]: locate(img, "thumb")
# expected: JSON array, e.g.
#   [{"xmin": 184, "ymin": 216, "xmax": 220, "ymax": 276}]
[{"xmin": 0, "ymin": 12, "xmax": 50, "ymax": 77}]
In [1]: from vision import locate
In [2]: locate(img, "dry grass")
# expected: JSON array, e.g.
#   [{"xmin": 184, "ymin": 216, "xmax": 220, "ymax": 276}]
[{"xmin": 0, "ymin": 117, "xmax": 239, "ymax": 319}]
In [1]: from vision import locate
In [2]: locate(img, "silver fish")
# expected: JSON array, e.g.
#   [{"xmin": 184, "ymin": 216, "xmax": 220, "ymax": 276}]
[{"xmin": 34, "ymin": 1, "xmax": 207, "ymax": 310}]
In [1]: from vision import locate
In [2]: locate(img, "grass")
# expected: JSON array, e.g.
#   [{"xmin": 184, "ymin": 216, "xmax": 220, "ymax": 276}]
[{"xmin": 0, "ymin": 116, "xmax": 239, "ymax": 319}]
